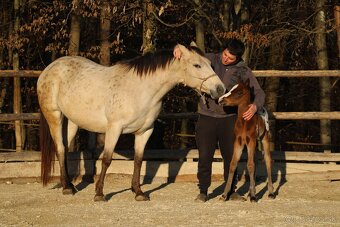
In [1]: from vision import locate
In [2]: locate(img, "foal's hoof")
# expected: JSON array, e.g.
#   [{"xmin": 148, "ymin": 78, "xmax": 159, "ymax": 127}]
[
  {"xmin": 62, "ymin": 188, "xmax": 74, "ymax": 195},
  {"xmin": 219, "ymin": 195, "xmax": 227, "ymax": 201},
  {"xmin": 268, "ymin": 193, "xmax": 275, "ymax": 199},
  {"xmin": 229, "ymin": 192, "xmax": 246, "ymax": 202},
  {"xmin": 135, "ymin": 194, "xmax": 150, "ymax": 201},
  {"xmin": 94, "ymin": 195, "xmax": 106, "ymax": 202},
  {"xmin": 250, "ymin": 196, "xmax": 257, "ymax": 203}
]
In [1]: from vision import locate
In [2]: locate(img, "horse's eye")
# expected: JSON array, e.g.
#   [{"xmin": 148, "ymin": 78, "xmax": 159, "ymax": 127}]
[
  {"xmin": 237, "ymin": 91, "xmax": 243, "ymax": 96},
  {"xmin": 193, "ymin": 64, "xmax": 201, "ymax": 69}
]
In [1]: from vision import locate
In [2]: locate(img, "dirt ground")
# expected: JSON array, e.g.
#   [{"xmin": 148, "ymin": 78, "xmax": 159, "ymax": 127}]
[{"xmin": 0, "ymin": 173, "xmax": 339, "ymax": 226}]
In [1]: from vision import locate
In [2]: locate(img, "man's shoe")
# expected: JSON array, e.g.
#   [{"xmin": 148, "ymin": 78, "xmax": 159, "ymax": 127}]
[
  {"xmin": 195, "ymin": 193, "xmax": 208, "ymax": 202},
  {"xmin": 228, "ymin": 192, "xmax": 246, "ymax": 201}
]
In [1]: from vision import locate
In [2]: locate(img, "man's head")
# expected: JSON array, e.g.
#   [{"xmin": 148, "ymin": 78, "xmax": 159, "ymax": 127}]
[{"xmin": 221, "ymin": 39, "xmax": 245, "ymax": 65}]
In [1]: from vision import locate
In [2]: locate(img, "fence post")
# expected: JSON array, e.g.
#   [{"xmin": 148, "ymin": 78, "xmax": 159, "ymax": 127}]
[{"xmin": 13, "ymin": 75, "xmax": 23, "ymax": 152}]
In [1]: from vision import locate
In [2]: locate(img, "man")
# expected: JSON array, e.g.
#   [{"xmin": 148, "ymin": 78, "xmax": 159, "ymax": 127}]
[{"xmin": 193, "ymin": 39, "xmax": 265, "ymax": 202}]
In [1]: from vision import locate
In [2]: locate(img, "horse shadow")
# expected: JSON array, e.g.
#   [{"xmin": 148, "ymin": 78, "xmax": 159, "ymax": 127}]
[
  {"xmin": 209, "ymin": 149, "xmax": 287, "ymax": 200},
  {"xmin": 62, "ymin": 120, "xmax": 189, "ymax": 199}
]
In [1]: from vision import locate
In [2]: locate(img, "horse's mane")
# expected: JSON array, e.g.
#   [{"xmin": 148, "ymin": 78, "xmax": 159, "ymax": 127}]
[
  {"xmin": 119, "ymin": 46, "xmax": 204, "ymax": 77},
  {"xmin": 119, "ymin": 50, "xmax": 174, "ymax": 77}
]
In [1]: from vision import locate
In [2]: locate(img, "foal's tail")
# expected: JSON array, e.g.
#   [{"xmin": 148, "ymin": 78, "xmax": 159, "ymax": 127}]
[{"xmin": 40, "ymin": 111, "xmax": 56, "ymax": 186}]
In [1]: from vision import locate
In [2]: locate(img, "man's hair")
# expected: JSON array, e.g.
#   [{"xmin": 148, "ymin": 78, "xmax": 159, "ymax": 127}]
[{"xmin": 223, "ymin": 39, "xmax": 245, "ymax": 58}]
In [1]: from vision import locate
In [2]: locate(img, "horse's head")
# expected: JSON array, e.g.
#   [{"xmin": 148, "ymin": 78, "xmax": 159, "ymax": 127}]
[
  {"xmin": 173, "ymin": 43, "xmax": 225, "ymax": 99},
  {"xmin": 218, "ymin": 78, "xmax": 250, "ymax": 106}
]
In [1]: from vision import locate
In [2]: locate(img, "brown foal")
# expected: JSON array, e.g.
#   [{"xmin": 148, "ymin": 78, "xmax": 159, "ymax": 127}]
[{"xmin": 218, "ymin": 79, "xmax": 275, "ymax": 202}]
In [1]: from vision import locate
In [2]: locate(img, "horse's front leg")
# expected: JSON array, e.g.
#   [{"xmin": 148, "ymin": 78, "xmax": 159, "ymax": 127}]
[
  {"xmin": 94, "ymin": 125, "xmax": 121, "ymax": 202},
  {"xmin": 220, "ymin": 141, "xmax": 243, "ymax": 201},
  {"xmin": 132, "ymin": 127, "xmax": 154, "ymax": 201},
  {"xmin": 247, "ymin": 139, "xmax": 257, "ymax": 202}
]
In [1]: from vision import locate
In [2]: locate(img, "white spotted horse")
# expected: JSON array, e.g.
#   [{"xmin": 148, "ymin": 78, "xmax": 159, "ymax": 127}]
[{"xmin": 38, "ymin": 43, "xmax": 225, "ymax": 201}]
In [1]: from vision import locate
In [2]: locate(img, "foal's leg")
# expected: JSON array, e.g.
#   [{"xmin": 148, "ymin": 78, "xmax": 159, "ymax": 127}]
[
  {"xmin": 246, "ymin": 139, "xmax": 257, "ymax": 202},
  {"xmin": 262, "ymin": 132, "xmax": 275, "ymax": 198},
  {"xmin": 46, "ymin": 111, "xmax": 73, "ymax": 194},
  {"xmin": 132, "ymin": 127, "xmax": 154, "ymax": 201},
  {"xmin": 94, "ymin": 125, "xmax": 121, "ymax": 202},
  {"xmin": 220, "ymin": 141, "xmax": 243, "ymax": 201}
]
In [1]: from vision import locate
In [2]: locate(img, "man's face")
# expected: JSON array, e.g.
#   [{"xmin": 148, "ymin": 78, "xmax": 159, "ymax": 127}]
[{"xmin": 221, "ymin": 49, "xmax": 237, "ymax": 65}]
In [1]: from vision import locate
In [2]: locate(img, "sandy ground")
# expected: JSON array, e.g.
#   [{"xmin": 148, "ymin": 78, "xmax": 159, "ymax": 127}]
[{"xmin": 0, "ymin": 174, "xmax": 339, "ymax": 227}]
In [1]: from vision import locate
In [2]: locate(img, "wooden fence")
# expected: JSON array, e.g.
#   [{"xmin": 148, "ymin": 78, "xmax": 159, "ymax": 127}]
[{"xmin": 0, "ymin": 69, "xmax": 340, "ymax": 162}]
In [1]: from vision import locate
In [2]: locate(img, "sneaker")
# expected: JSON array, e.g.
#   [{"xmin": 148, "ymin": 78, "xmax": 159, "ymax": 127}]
[
  {"xmin": 195, "ymin": 193, "xmax": 208, "ymax": 202},
  {"xmin": 228, "ymin": 192, "xmax": 246, "ymax": 201}
]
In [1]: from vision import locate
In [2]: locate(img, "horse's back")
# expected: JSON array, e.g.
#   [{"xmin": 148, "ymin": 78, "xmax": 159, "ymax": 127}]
[{"xmin": 39, "ymin": 56, "xmax": 104, "ymax": 82}]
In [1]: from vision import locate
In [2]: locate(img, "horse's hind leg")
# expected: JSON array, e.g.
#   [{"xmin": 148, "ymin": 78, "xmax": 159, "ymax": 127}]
[
  {"xmin": 247, "ymin": 140, "xmax": 257, "ymax": 202},
  {"xmin": 220, "ymin": 142, "xmax": 243, "ymax": 201},
  {"xmin": 94, "ymin": 124, "xmax": 121, "ymax": 202},
  {"xmin": 262, "ymin": 132, "xmax": 275, "ymax": 199},
  {"xmin": 132, "ymin": 127, "xmax": 153, "ymax": 201},
  {"xmin": 45, "ymin": 111, "xmax": 74, "ymax": 194},
  {"xmin": 64, "ymin": 119, "xmax": 79, "ymax": 188}
]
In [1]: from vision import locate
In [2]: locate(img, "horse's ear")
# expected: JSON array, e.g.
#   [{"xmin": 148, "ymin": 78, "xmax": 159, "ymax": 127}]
[
  {"xmin": 190, "ymin": 41, "xmax": 198, "ymax": 47},
  {"xmin": 173, "ymin": 44, "xmax": 190, "ymax": 59}
]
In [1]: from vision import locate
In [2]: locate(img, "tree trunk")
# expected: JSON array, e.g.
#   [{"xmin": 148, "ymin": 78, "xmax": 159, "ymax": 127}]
[
  {"xmin": 141, "ymin": 0, "xmax": 156, "ymax": 54},
  {"xmin": 193, "ymin": 0, "xmax": 205, "ymax": 51},
  {"xmin": 68, "ymin": 15, "xmax": 80, "ymax": 56},
  {"xmin": 220, "ymin": 0, "xmax": 231, "ymax": 31},
  {"xmin": 100, "ymin": 0, "xmax": 111, "ymax": 66},
  {"xmin": 13, "ymin": 0, "xmax": 24, "ymax": 152},
  {"xmin": 240, "ymin": 0, "xmax": 250, "ymax": 63},
  {"xmin": 315, "ymin": 0, "xmax": 331, "ymax": 151}
]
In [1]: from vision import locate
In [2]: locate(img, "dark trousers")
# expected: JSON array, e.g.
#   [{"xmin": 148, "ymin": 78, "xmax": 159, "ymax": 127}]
[{"xmin": 195, "ymin": 114, "xmax": 237, "ymax": 193}]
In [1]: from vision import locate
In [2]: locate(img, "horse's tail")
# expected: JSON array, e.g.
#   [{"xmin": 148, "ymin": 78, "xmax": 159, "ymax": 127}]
[{"xmin": 40, "ymin": 111, "xmax": 55, "ymax": 186}]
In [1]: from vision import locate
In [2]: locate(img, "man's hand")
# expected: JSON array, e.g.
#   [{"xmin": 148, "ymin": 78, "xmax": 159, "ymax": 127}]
[{"xmin": 243, "ymin": 104, "xmax": 257, "ymax": 121}]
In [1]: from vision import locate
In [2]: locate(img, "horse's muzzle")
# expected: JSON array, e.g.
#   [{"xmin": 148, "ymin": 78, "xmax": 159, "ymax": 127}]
[{"xmin": 210, "ymin": 84, "xmax": 226, "ymax": 99}]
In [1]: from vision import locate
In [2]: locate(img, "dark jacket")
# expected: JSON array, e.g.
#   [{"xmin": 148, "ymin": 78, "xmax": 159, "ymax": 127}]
[{"xmin": 198, "ymin": 52, "xmax": 265, "ymax": 118}]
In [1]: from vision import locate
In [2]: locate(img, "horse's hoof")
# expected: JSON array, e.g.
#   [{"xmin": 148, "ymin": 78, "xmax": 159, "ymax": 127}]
[
  {"xmin": 62, "ymin": 188, "xmax": 73, "ymax": 195},
  {"xmin": 268, "ymin": 193, "xmax": 275, "ymax": 199},
  {"xmin": 94, "ymin": 195, "xmax": 106, "ymax": 202},
  {"xmin": 219, "ymin": 195, "xmax": 227, "ymax": 201},
  {"xmin": 135, "ymin": 194, "xmax": 150, "ymax": 201},
  {"xmin": 250, "ymin": 197, "xmax": 257, "ymax": 203}
]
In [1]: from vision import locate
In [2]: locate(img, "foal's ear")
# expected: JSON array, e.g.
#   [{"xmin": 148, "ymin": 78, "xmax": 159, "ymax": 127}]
[{"xmin": 190, "ymin": 41, "xmax": 198, "ymax": 47}]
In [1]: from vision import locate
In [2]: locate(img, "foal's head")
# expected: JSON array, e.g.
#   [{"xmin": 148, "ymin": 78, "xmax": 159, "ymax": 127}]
[{"xmin": 218, "ymin": 79, "xmax": 250, "ymax": 106}]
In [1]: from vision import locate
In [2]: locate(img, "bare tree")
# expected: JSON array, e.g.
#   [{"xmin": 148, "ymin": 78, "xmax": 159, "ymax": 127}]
[
  {"xmin": 315, "ymin": 0, "xmax": 331, "ymax": 150},
  {"xmin": 100, "ymin": 0, "xmax": 111, "ymax": 66},
  {"xmin": 193, "ymin": 0, "xmax": 205, "ymax": 51},
  {"xmin": 68, "ymin": 1, "xmax": 81, "ymax": 56},
  {"xmin": 141, "ymin": 0, "xmax": 156, "ymax": 54},
  {"xmin": 220, "ymin": 0, "xmax": 232, "ymax": 32}
]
